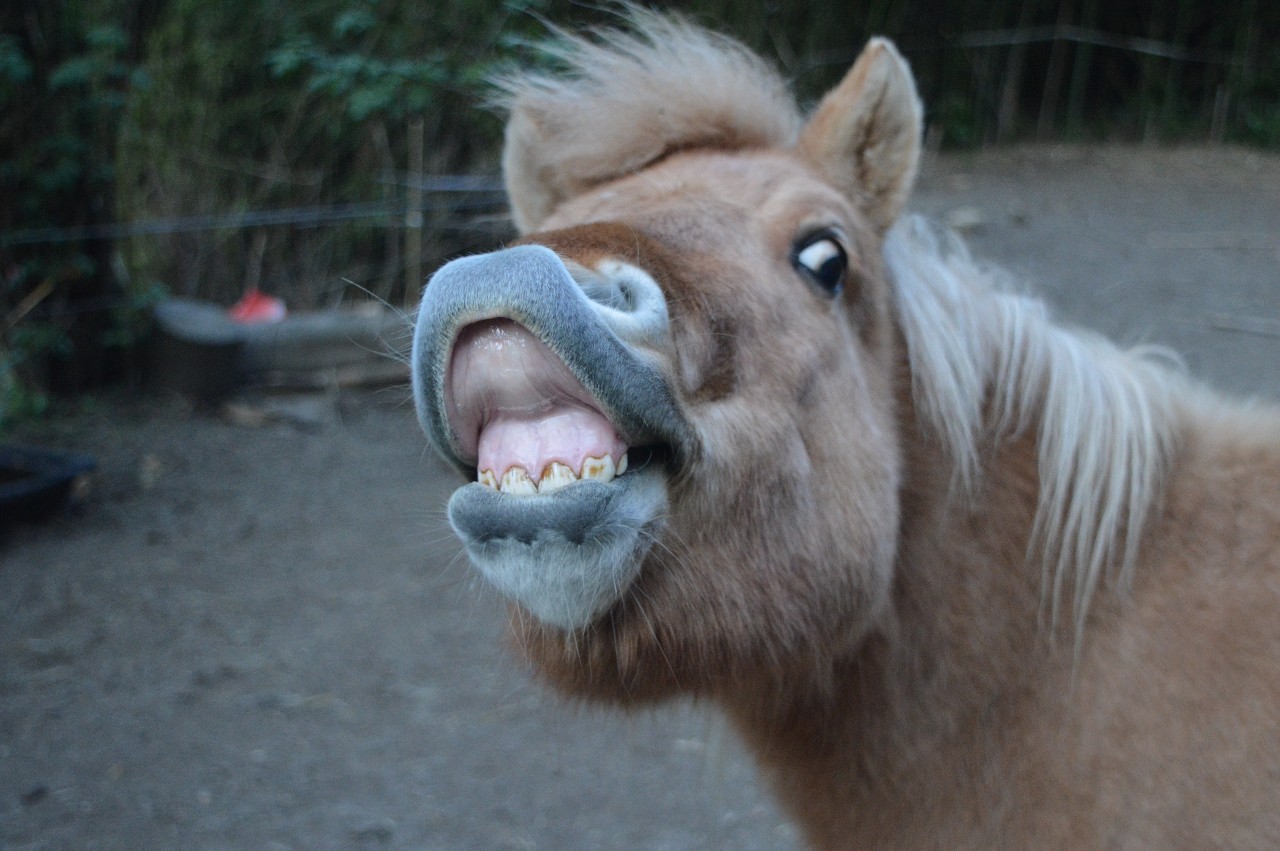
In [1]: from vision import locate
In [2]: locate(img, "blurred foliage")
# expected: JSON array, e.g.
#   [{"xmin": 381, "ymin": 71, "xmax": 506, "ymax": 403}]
[
  {"xmin": 111, "ymin": 0, "xmax": 1280, "ymax": 312},
  {"xmin": 1, "ymin": 0, "xmax": 1278, "ymax": 420},
  {"xmin": 115, "ymin": 0, "xmax": 566, "ymax": 310},
  {"xmin": 1, "ymin": 1, "xmax": 161, "ymax": 427}
]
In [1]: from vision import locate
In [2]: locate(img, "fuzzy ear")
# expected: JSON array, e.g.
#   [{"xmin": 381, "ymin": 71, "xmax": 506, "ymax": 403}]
[
  {"xmin": 502, "ymin": 103, "xmax": 566, "ymax": 234},
  {"xmin": 797, "ymin": 38, "xmax": 923, "ymax": 234}
]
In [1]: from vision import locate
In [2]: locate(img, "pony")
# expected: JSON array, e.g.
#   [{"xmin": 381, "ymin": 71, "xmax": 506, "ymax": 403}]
[{"xmin": 411, "ymin": 11, "xmax": 1280, "ymax": 848}]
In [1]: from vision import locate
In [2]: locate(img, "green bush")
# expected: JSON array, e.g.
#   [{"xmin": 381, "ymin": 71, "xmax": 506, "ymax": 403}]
[
  {"xmin": 0, "ymin": 3, "xmax": 157, "ymax": 426},
  {"xmin": 115, "ymin": 0, "xmax": 554, "ymax": 310}
]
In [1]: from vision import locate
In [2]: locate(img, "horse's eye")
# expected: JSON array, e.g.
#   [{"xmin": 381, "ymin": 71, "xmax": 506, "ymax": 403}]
[{"xmin": 791, "ymin": 231, "xmax": 848, "ymax": 296}]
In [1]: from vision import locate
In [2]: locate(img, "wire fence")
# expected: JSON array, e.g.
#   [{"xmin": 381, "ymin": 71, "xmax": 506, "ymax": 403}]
[
  {"xmin": 951, "ymin": 26, "xmax": 1250, "ymax": 65},
  {"xmin": 7, "ymin": 177, "xmax": 507, "ymax": 247}
]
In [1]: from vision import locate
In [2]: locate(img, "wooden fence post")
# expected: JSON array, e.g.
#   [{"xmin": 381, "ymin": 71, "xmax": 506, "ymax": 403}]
[{"xmin": 404, "ymin": 116, "xmax": 425, "ymax": 308}]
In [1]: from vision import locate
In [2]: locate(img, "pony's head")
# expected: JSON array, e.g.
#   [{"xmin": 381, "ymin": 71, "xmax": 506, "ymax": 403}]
[{"xmin": 413, "ymin": 13, "xmax": 925, "ymax": 700}]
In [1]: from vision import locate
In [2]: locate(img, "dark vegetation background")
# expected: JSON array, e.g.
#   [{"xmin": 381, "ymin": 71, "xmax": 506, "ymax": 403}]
[{"xmin": 2, "ymin": 0, "xmax": 1278, "ymax": 426}]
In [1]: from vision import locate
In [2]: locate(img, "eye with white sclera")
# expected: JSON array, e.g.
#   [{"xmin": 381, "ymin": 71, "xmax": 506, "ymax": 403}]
[{"xmin": 791, "ymin": 230, "xmax": 849, "ymax": 297}]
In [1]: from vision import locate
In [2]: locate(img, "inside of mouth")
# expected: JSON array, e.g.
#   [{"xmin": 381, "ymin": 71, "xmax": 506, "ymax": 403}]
[
  {"xmin": 448, "ymin": 319, "xmax": 629, "ymax": 492},
  {"xmin": 477, "ymin": 405, "xmax": 628, "ymax": 489}
]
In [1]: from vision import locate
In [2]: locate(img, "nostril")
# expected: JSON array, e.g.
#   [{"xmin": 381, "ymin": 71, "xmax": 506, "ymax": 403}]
[
  {"xmin": 562, "ymin": 261, "xmax": 669, "ymax": 347},
  {"xmin": 571, "ymin": 269, "xmax": 637, "ymax": 312}
]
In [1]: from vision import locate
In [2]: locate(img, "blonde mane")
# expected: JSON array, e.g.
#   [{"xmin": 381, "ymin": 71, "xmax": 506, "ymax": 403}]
[
  {"xmin": 493, "ymin": 9, "xmax": 801, "ymax": 230},
  {"xmin": 886, "ymin": 217, "xmax": 1182, "ymax": 639}
]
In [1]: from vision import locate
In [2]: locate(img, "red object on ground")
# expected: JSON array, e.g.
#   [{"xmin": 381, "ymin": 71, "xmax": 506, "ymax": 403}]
[{"xmin": 228, "ymin": 289, "xmax": 287, "ymax": 323}]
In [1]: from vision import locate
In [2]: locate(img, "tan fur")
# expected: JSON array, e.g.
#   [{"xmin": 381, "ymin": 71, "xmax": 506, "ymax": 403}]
[{"xmin": 482, "ymin": 14, "xmax": 1280, "ymax": 848}]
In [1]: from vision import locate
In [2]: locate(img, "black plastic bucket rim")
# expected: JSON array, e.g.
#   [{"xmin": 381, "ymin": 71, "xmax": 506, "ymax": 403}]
[{"xmin": 0, "ymin": 445, "xmax": 97, "ymax": 525}]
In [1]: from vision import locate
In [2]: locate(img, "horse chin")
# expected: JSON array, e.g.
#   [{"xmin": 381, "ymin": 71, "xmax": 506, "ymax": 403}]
[{"xmin": 447, "ymin": 463, "xmax": 669, "ymax": 631}]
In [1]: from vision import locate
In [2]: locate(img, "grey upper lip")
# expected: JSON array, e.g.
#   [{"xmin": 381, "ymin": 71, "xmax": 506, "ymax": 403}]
[{"xmin": 412, "ymin": 244, "xmax": 693, "ymax": 480}]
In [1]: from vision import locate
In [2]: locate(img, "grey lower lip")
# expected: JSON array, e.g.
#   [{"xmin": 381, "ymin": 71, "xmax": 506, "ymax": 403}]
[
  {"xmin": 445, "ymin": 463, "xmax": 669, "ymax": 631},
  {"xmin": 449, "ymin": 475, "xmax": 631, "ymax": 547}
]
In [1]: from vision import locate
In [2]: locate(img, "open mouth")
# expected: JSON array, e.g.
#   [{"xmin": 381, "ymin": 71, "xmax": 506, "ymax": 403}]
[{"xmin": 446, "ymin": 319, "xmax": 633, "ymax": 494}]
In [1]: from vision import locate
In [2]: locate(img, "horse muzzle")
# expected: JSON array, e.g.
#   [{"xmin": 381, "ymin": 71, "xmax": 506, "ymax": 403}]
[{"xmin": 412, "ymin": 244, "xmax": 690, "ymax": 630}]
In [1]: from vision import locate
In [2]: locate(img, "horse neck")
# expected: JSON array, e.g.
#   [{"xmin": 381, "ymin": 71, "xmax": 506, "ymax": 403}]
[{"xmin": 720, "ymin": 336, "xmax": 1113, "ymax": 845}]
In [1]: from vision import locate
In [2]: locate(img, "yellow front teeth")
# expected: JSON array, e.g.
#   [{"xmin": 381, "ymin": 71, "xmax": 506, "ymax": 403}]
[
  {"xmin": 538, "ymin": 461, "xmax": 578, "ymax": 494},
  {"xmin": 479, "ymin": 453, "xmax": 628, "ymax": 494},
  {"xmin": 500, "ymin": 467, "xmax": 538, "ymax": 496}
]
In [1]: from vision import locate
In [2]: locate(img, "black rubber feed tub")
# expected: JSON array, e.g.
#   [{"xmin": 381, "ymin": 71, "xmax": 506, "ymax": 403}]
[{"xmin": 0, "ymin": 445, "xmax": 96, "ymax": 525}]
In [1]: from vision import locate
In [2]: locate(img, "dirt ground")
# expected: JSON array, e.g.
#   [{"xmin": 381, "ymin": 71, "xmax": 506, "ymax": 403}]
[{"xmin": 2, "ymin": 145, "xmax": 1278, "ymax": 851}]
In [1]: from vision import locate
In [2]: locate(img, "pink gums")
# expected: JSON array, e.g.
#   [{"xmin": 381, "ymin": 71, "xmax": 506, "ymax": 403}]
[{"xmin": 446, "ymin": 320, "xmax": 627, "ymax": 479}]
